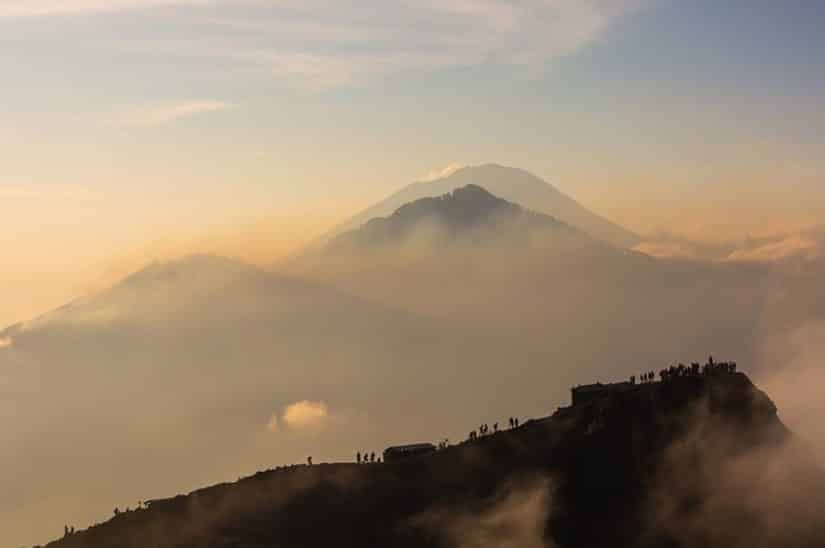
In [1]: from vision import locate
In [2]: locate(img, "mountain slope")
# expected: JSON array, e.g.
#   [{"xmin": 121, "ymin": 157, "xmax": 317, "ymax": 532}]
[
  {"xmin": 326, "ymin": 164, "xmax": 639, "ymax": 248},
  {"xmin": 44, "ymin": 371, "xmax": 825, "ymax": 548}
]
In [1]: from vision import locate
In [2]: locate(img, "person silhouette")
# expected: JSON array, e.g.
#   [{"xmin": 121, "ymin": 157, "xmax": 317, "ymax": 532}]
[
  {"xmin": 357, "ymin": 452, "xmax": 361, "ymax": 464},
  {"xmin": 371, "ymin": 452, "xmax": 376, "ymax": 463},
  {"xmin": 307, "ymin": 456, "xmax": 313, "ymax": 466}
]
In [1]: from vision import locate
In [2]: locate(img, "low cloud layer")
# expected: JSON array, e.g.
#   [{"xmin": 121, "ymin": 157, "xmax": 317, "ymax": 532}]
[
  {"xmin": 635, "ymin": 226, "xmax": 825, "ymax": 263},
  {"xmin": 726, "ymin": 234, "xmax": 821, "ymax": 263}
]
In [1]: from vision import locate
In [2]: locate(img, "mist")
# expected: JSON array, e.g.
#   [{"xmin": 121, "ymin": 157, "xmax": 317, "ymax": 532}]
[{"xmin": 2, "ymin": 194, "xmax": 825, "ymax": 546}]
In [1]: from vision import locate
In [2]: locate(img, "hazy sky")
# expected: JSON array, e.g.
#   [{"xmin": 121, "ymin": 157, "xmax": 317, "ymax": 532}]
[{"xmin": 2, "ymin": 0, "xmax": 824, "ymax": 325}]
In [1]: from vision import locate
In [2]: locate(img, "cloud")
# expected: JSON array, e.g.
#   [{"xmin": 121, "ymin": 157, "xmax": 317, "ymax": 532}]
[
  {"xmin": 270, "ymin": 1, "xmax": 645, "ymax": 88},
  {"xmin": 757, "ymin": 321, "xmax": 825, "ymax": 458},
  {"xmin": 3, "ymin": 1, "xmax": 647, "ymax": 89},
  {"xmin": 279, "ymin": 400, "xmax": 330, "ymax": 432},
  {"xmin": 414, "ymin": 475, "xmax": 556, "ymax": 548},
  {"xmin": 109, "ymin": 100, "xmax": 234, "ymax": 128},
  {"xmin": 647, "ymin": 395, "xmax": 825, "ymax": 548},
  {"xmin": 0, "ymin": 0, "xmax": 205, "ymax": 17},
  {"xmin": 0, "ymin": 336, "xmax": 12, "ymax": 349},
  {"xmin": 419, "ymin": 163, "xmax": 466, "ymax": 183},
  {"xmin": 634, "ymin": 227, "xmax": 825, "ymax": 263},
  {"xmin": 633, "ymin": 240, "xmax": 699, "ymax": 260},
  {"xmin": 725, "ymin": 234, "xmax": 821, "ymax": 263}
]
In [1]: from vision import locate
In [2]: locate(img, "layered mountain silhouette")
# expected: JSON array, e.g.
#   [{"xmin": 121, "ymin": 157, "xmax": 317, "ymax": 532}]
[
  {"xmin": 325, "ymin": 164, "xmax": 639, "ymax": 248},
  {"xmin": 43, "ymin": 372, "xmax": 825, "ymax": 548},
  {"xmin": 327, "ymin": 183, "xmax": 585, "ymax": 251},
  {"xmin": 7, "ymin": 184, "xmax": 813, "ymax": 547}
]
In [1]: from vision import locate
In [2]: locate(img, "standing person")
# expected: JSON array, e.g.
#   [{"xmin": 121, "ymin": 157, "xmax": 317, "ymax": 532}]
[
  {"xmin": 307, "ymin": 456, "xmax": 313, "ymax": 466},
  {"xmin": 357, "ymin": 452, "xmax": 361, "ymax": 464}
]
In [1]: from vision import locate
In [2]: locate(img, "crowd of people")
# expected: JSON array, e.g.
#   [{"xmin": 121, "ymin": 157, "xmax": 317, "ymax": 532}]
[{"xmin": 632, "ymin": 356, "xmax": 737, "ymax": 385}]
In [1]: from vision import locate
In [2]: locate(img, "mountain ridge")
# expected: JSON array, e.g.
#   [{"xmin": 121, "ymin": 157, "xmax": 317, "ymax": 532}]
[{"xmin": 42, "ymin": 370, "xmax": 824, "ymax": 548}]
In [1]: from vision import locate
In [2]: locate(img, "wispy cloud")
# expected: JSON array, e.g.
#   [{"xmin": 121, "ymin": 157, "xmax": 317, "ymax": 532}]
[
  {"xmin": 2, "ymin": 1, "xmax": 647, "ymax": 89},
  {"xmin": 109, "ymin": 100, "xmax": 234, "ymax": 128},
  {"xmin": 263, "ymin": 0, "xmax": 645, "ymax": 88},
  {"xmin": 420, "ymin": 163, "xmax": 465, "ymax": 182},
  {"xmin": 0, "ymin": 0, "xmax": 204, "ymax": 18}
]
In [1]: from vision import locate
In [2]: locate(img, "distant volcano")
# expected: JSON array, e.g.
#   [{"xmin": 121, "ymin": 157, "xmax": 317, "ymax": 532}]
[
  {"xmin": 323, "ymin": 164, "xmax": 639, "ymax": 248},
  {"xmin": 328, "ymin": 183, "xmax": 583, "ymax": 250}
]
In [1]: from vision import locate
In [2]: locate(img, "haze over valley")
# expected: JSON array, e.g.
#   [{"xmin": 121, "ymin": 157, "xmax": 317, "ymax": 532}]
[
  {"xmin": 2, "ymin": 2, "xmax": 825, "ymax": 546},
  {"xmin": 3, "ymin": 165, "xmax": 825, "ymax": 546}
]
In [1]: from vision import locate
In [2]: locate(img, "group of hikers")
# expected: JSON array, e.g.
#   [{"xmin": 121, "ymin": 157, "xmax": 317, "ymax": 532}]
[
  {"xmin": 356, "ymin": 451, "xmax": 379, "ymax": 464},
  {"xmin": 467, "ymin": 416, "xmax": 520, "ymax": 441},
  {"xmin": 631, "ymin": 356, "xmax": 737, "ymax": 385}
]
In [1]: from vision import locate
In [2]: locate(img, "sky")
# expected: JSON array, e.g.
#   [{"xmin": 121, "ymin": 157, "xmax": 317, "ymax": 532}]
[{"xmin": 2, "ymin": 0, "xmax": 825, "ymax": 326}]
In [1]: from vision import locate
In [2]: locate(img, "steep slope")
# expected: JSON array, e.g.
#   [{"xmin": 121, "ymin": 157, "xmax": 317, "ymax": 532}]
[
  {"xmin": 44, "ymin": 371, "xmax": 825, "ymax": 548},
  {"xmin": 325, "ymin": 164, "xmax": 639, "ymax": 248}
]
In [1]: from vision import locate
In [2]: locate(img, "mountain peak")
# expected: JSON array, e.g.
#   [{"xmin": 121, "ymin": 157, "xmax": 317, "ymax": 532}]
[
  {"xmin": 323, "ymin": 164, "xmax": 639, "ymax": 249},
  {"xmin": 329, "ymin": 184, "xmax": 572, "ymax": 250},
  {"xmin": 388, "ymin": 183, "xmax": 518, "ymax": 227}
]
